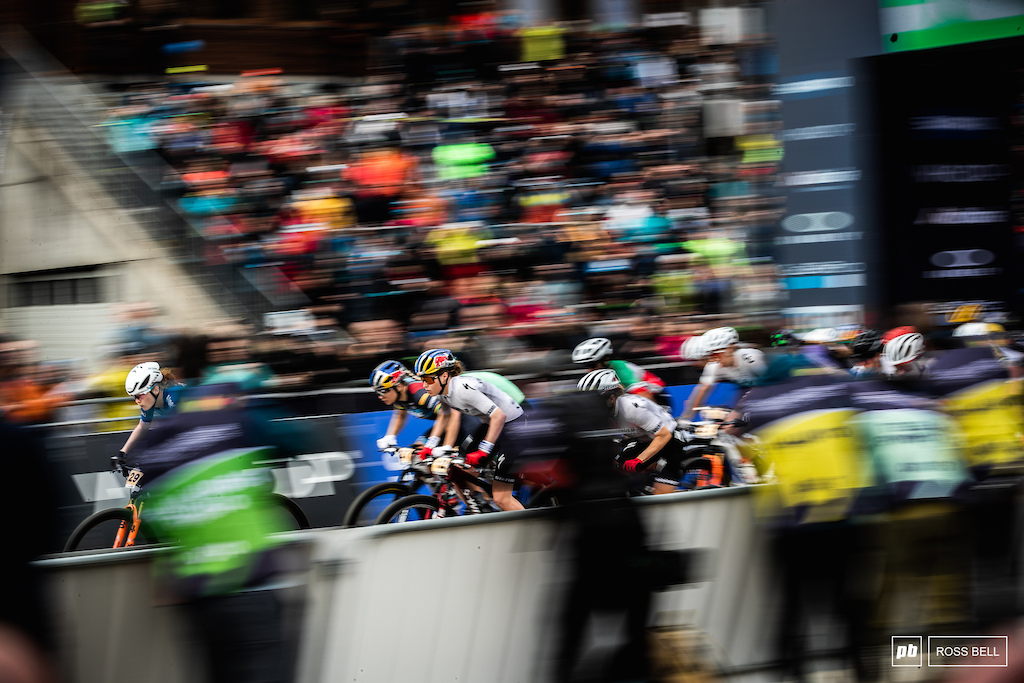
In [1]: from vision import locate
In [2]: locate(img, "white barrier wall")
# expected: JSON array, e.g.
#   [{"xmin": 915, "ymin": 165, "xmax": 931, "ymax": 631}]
[{"xmin": 40, "ymin": 487, "xmax": 788, "ymax": 683}]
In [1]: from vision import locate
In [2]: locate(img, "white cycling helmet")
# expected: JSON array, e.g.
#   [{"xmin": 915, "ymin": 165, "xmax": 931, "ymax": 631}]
[
  {"xmin": 701, "ymin": 327, "xmax": 739, "ymax": 353},
  {"xmin": 883, "ymin": 333, "xmax": 925, "ymax": 366},
  {"xmin": 125, "ymin": 361, "xmax": 163, "ymax": 396},
  {"xmin": 577, "ymin": 368, "xmax": 622, "ymax": 393},
  {"xmin": 733, "ymin": 347, "xmax": 768, "ymax": 380},
  {"xmin": 679, "ymin": 336, "xmax": 706, "ymax": 361},
  {"xmin": 572, "ymin": 337, "xmax": 613, "ymax": 365}
]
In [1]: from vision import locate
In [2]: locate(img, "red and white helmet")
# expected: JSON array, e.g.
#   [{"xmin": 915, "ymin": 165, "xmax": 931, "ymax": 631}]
[{"xmin": 883, "ymin": 333, "xmax": 925, "ymax": 366}]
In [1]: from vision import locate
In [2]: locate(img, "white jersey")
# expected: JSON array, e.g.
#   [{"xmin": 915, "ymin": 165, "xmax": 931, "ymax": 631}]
[
  {"xmin": 614, "ymin": 394, "xmax": 675, "ymax": 439},
  {"xmin": 441, "ymin": 375, "xmax": 524, "ymax": 424},
  {"xmin": 699, "ymin": 348, "xmax": 767, "ymax": 387}
]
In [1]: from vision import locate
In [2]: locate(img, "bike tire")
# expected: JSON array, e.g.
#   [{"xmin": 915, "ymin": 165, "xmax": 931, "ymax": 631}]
[
  {"xmin": 373, "ymin": 494, "xmax": 444, "ymax": 525},
  {"xmin": 525, "ymin": 485, "xmax": 562, "ymax": 509},
  {"xmin": 342, "ymin": 482, "xmax": 412, "ymax": 527},
  {"xmin": 64, "ymin": 507, "xmax": 146, "ymax": 552},
  {"xmin": 272, "ymin": 493, "xmax": 310, "ymax": 530}
]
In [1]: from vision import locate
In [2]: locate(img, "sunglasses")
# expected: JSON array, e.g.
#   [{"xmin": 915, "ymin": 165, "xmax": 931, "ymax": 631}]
[
  {"xmin": 420, "ymin": 374, "xmax": 441, "ymax": 385},
  {"xmin": 375, "ymin": 387, "xmax": 394, "ymax": 396}
]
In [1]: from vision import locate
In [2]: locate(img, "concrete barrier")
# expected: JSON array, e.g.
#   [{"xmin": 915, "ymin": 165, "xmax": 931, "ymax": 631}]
[{"xmin": 39, "ymin": 487, "xmax": 791, "ymax": 683}]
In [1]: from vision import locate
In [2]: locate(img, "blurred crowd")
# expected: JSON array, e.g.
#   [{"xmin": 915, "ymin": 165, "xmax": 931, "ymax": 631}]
[{"xmin": 93, "ymin": 15, "xmax": 783, "ymax": 389}]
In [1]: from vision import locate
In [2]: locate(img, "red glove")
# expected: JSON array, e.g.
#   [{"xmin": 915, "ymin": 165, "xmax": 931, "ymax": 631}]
[
  {"xmin": 417, "ymin": 446, "xmax": 433, "ymax": 460},
  {"xmin": 623, "ymin": 458, "xmax": 644, "ymax": 473},
  {"xmin": 465, "ymin": 450, "xmax": 488, "ymax": 467}
]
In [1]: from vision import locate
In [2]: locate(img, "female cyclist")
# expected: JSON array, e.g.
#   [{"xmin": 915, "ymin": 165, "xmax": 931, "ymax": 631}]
[
  {"xmin": 577, "ymin": 368, "xmax": 687, "ymax": 495},
  {"xmin": 370, "ymin": 360, "xmax": 450, "ymax": 456},
  {"xmin": 114, "ymin": 362, "xmax": 186, "ymax": 472},
  {"xmin": 413, "ymin": 348, "xmax": 527, "ymax": 512}
]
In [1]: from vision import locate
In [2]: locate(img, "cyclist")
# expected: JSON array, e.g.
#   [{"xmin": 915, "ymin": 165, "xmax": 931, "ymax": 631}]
[
  {"xmin": 571, "ymin": 337, "xmax": 667, "ymax": 406},
  {"xmin": 413, "ymin": 348, "xmax": 527, "ymax": 512},
  {"xmin": 370, "ymin": 359, "xmax": 451, "ymax": 456},
  {"xmin": 680, "ymin": 327, "xmax": 766, "ymax": 420},
  {"xmin": 849, "ymin": 329, "xmax": 884, "ymax": 378},
  {"xmin": 953, "ymin": 322, "xmax": 1024, "ymax": 377},
  {"xmin": 116, "ymin": 361, "xmax": 186, "ymax": 471},
  {"xmin": 577, "ymin": 368, "xmax": 689, "ymax": 495}
]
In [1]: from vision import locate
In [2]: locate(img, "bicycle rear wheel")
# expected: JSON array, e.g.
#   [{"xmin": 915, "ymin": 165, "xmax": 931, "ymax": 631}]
[
  {"xmin": 64, "ymin": 507, "xmax": 148, "ymax": 552},
  {"xmin": 342, "ymin": 482, "xmax": 412, "ymax": 527},
  {"xmin": 272, "ymin": 493, "xmax": 310, "ymax": 530},
  {"xmin": 373, "ymin": 494, "xmax": 444, "ymax": 525}
]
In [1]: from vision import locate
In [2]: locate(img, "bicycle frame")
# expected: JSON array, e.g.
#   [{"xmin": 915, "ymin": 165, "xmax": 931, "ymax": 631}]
[{"xmin": 428, "ymin": 456, "xmax": 494, "ymax": 517}]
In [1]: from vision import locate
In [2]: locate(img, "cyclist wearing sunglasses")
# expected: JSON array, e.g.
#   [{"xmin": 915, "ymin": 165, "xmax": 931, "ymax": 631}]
[
  {"xmin": 370, "ymin": 360, "xmax": 450, "ymax": 456},
  {"xmin": 414, "ymin": 348, "xmax": 526, "ymax": 512},
  {"xmin": 115, "ymin": 361, "xmax": 186, "ymax": 475}
]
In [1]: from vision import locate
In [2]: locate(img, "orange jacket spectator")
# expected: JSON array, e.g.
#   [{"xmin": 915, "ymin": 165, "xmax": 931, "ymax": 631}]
[{"xmin": 344, "ymin": 147, "xmax": 419, "ymax": 199}]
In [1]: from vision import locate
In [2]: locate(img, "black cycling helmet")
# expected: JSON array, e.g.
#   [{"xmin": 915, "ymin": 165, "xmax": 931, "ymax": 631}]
[
  {"xmin": 769, "ymin": 329, "xmax": 798, "ymax": 347},
  {"xmin": 851, "ymin": 329, "xmax": 883, "ymax": 359}
]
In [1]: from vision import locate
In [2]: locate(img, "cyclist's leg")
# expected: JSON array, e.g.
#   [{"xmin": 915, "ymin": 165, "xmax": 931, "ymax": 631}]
[
  {"xmin": 492, "ymin": 425, "xmax": 525, "ymax": 511},
  {"xmin": 652, "ymin": 439, "xmax": 686, "ymax": 495}
]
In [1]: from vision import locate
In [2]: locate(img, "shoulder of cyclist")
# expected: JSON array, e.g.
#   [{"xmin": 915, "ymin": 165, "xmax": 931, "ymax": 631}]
[{"xmin": 395, "ymin": 380, "xmax": 443, "ymax": 417}]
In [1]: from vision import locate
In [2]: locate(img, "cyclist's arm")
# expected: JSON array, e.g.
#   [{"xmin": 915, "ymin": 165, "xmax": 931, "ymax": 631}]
[
  {"xmin": 636, "ymin": 424, "xmax": 673, "ymax": 463},
  {"xmin": 482, "ymin": 407, "xmax": 506, "ymax": 446},
  {"xmin": 386, "ymin": 409, "xmax": 407, "ymax": 441},
  {"xmin": 444, "ymin": 408, "xmax": 461, "ymax": 448},
  {"xmin": 428, "ymin": 405, "xmax": 449, "ymax": 443},
  {"xmin": 121, "ymin": 419, "xmax": 150, "ymax": 454},
  {"xmin": 680, "ymin": 383, "xmax": 713, "ymax": 420}
]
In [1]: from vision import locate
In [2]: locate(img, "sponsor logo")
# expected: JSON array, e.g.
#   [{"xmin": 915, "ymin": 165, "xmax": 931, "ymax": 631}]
[
  {"xmin": 930, "ymin": 249, "xmax": 995, "ymax": 268},
  {"xmin": 777, "ymin": 169, "xmax": 861, "ymax": 187},
  {"xmin": 782, "ymin": 211, "xmax": 854, "ymax": 232}
]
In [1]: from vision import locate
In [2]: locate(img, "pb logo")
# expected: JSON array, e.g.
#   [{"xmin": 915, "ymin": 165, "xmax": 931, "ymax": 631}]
[
  {"xmin": 892, "ymin": 636, "xmax": 923, "ymax": 666},
  {"xmin": 896, "ymin": 644, "xmax": 918, "ymax": 659}
]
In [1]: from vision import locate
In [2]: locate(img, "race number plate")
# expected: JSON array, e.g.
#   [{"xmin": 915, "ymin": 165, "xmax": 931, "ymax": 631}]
[
  {"xmin": 398, "ymin": 448, "xmax": 415, "ymax": 465},
  {"xmin": 125, "ymin": 468, "xmax": 144, "ymax": 487},
  {"xmin": 431, "ymin": 456, "xmax": 453, "ymax": 475},
  {"xmin": 697, "ymin": 407, "xmax": 731, "ymax": 423},
  {"xmin": 693, "ymin": 422, "xmax": 720, "ymax": 439}
]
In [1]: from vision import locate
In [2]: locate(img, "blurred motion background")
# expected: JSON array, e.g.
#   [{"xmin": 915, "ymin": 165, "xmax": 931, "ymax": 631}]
[{"xmin": 3, "ymin": 0, "xmax": 1024, "ymax": 681}]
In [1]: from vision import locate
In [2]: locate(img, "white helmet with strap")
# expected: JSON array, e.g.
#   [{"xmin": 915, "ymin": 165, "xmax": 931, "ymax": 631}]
[{"xmin": 125, "ymin": 362, "xmax": 162, "ymax": 396}]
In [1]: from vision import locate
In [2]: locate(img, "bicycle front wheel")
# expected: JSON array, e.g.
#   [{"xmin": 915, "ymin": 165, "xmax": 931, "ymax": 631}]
[
  {"xmin": 373, "ymin": 494, "xmax": 444, "ymax": 525},
  {"xmin": 64, "ymin": 507, "xmax": 148, "ymax": 552},
  {"xmin": 342, "ymin": 482, "xmax": 412, "ymax": 527}
]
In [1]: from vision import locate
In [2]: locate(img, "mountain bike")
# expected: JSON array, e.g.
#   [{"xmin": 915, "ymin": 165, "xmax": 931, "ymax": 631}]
[
  {"xmin": 616, "ymin": 406, "xmax": 755, "ymax": 496},
  {"xmin": 64, "ymin": 463, "xmax": 310, "ymax": 552},
  {"xmin": 372, "ymin": 451, "xmax": 500, "ymax": 524},
  {"xmin": 342, "ymin": 446, "xmax": 447, "ymax": 527}
]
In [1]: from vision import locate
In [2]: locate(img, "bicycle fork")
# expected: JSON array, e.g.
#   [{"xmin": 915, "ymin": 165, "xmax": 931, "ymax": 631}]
[{"xmin": 113, "ymin": 500, "xmax": 144, "ymax": 548}]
